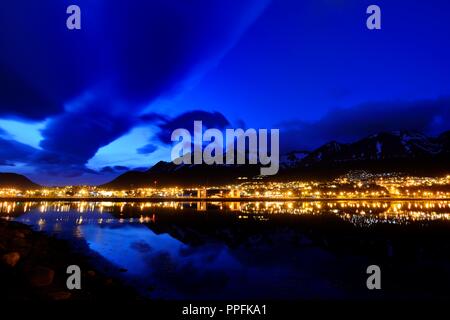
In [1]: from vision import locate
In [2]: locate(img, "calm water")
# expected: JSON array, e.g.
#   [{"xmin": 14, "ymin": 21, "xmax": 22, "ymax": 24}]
[{"xmin": 2, "ymin": 200, "xmax": 450, "ymax": 300}]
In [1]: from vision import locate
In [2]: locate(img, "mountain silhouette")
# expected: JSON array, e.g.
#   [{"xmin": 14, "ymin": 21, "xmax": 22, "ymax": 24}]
[
  {"xmin": 102, "ymin": 130, "xmax": 450, "ymax": 188},
  {"xmin": 0, "ymin": 173, "xmax": 41, "ymax": 190}
]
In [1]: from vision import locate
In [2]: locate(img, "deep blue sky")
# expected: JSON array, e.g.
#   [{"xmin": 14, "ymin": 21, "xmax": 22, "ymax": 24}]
[{"xmin": 0, "ymin": 0, "xmax": 449, "ymax": 185}]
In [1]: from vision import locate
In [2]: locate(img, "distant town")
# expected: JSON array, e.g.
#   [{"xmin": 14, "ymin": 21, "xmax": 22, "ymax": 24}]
[{"xmin": 1, "ymin": 172, "xmax": 450, "ymax": 201}]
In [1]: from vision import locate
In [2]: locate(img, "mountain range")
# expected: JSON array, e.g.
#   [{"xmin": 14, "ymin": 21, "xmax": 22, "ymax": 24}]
[
  {"xmin": 102, "ymin": 130, "xmax": 450, "ymax": 189},
  {"xmin": 1, "ymin": 130, "xmax": 449, "ymax": 189}
]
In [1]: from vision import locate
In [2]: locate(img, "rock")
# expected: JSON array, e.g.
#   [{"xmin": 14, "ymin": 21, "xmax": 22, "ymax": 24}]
[
  {"xmin": 49, "ymin": 291, "xmax": 72, "ymax": 300},
  {"xmin": 87, "ymin": 270, "xmax": 96, "ymax": 277},
  {"xmin": 2, "ymin": 252, "xmax": 21, "ymax": 267},
  {"xmin": 12, "ymin": 238, "xmax": 28, "ymax": 249},
  {"xmin": 104, "ymin": 278, "xmax": 113, "ymax": 286},
  {"xmin": 14, "ymin": 231, "xmax": 26, "ymax": 239},
  {"xmin": 29, "ymin": 266, "xmax": 55, "ymax": 287}
]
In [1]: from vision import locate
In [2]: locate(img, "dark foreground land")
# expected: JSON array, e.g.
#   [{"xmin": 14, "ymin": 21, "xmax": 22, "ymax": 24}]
[{"xmin": 0, "ymin": 219, "xmax": 141, "ymax": 301}]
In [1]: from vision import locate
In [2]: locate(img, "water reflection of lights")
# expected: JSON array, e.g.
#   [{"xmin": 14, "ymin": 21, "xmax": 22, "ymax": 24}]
[{"xmin": 1, "ymin": 201, "xmax": 450, "ymax": 227}]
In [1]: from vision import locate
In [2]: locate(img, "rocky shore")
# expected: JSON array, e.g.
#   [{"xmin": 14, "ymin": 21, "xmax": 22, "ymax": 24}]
[{"xmin": 0, "ymin": 219, "xmax": 142, "ymax": 301}]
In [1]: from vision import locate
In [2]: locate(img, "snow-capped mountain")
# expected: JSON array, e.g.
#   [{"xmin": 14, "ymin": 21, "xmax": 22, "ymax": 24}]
[
  {"xmin": 302, "ymin": 131, "xmax": 445, "ymax": 165},
  {"xmin": 102, "ymin": 130, "xmax": 450, "ymax": 188}
]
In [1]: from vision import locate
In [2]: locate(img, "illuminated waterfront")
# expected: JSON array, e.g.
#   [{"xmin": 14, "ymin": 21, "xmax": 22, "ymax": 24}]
[{"xmin": 2, "ymin": 173, "xmax": 450, "ymax": 201}]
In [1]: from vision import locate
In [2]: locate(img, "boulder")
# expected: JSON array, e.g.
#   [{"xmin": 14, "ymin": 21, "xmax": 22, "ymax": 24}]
[
  {"xmin": 2, "ymin": 252, "xmax": 21, "ymax": 267},
  {"xmin": 29, "ymin": 266, "xmax": 55, "ymax": 287},
  {"xmin": 14, "ymin": 231, "xmax": 26, "ymax": 239}
]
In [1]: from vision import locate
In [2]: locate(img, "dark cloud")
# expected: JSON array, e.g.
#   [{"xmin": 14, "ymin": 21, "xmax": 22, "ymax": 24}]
[
  {"xmin": 137, "ymin": 143, "xmax": 158, "ymax": 155},
  {"xmin": 0, "ymin": 64, "xmax": 62, "ymax": 120},
  {"xmin": 31, "ymin": 163, "xmax": 99, "ymax": 178},
  {"xmin": 0, "ymin": 161, "xmax": 15, "ymax": 167},
  {"xmin": 0, "ymin": 1, "xmax": 98, "ymax": 119},
  {"xmin": 0, "ymin": 0, "xmax": 268, "ymax": 180},
  {"xmin": 38, "ymin": 98, "xmax": 136, "ymax": 167},
  {"xmin": 0, "ymin": 137, "xmax": 37, "ymax": 164},
  {"xmin": 113, "ymin": 165, "xmax": 129, "ymax": 171},
  {"xmin": 135, "ymin": 110, "xmax": 231, "ymax": 157},
  {"xmin": 280, "ymin": 97, "xmax": 450, "ymax": 152},
  {"xmin": 0, "ymin": 1, "xmax": 267, "ymax": 118},
  {"xmin": 33, "ymin": 108, "xmax": 232, "ymax": 177},
  {"xmin": 100, "ymin": 165, "xmax": 130, "ymax": 174},
  {"xmin": 156, "ymin": 110, "xmax": 230, "ymax": 144}
]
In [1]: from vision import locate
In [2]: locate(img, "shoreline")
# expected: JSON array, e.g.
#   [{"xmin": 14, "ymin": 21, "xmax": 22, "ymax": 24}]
[
  {"xmin": 0, "ymin": 219, "xmax": 143, "ymax": 301},
  {"xmin": 0, "ymin": 196, "xmax": 449, "ymax": 202}
]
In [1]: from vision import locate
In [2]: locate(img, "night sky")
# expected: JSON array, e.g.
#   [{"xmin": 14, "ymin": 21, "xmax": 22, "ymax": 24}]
[{"xmin": 0, "ymin": 0, "xmax": 449, "ymax": 185}]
